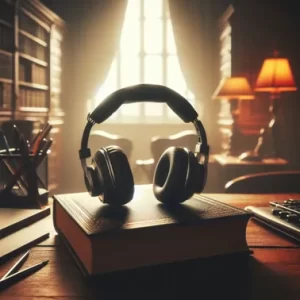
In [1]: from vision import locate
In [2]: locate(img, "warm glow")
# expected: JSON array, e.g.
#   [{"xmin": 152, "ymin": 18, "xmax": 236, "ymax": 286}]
[
  {"xmin": 255, "ymin": 58, "xmax": 297, "ymax": 93},
  {"xmin": 94, "ymin": 0, "xmax": 195, "ymax": 121},
  {"xmin": 213, "ymin": 77, "xmax": 254, "ymax": 100}
]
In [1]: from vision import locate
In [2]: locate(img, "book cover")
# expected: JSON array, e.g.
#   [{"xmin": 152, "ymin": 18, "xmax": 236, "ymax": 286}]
[{"xmin": 0, "ymin": 206, "xmax": 50, "ymax": 239}]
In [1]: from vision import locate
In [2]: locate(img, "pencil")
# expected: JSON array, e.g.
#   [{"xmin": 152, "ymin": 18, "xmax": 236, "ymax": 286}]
[{"xmin": 0, "ymin": 260, "xmax": 49, "ymax": 290}]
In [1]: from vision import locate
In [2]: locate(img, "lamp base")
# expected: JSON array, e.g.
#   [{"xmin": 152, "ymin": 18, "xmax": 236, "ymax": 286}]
[{"xmin": 239, "ymin": 150, "xmax": 262, "ymax": 162}]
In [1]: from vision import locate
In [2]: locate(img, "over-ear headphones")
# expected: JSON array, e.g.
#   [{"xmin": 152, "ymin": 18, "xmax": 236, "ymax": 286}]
[{"xmin": 79, "ymin": 84, "xmax": 209, "ymax": 206}]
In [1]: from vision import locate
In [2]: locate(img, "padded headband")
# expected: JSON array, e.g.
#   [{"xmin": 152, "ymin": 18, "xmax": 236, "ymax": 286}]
[
  {"xmin": 90, "ymin": 84, "xmax": 198, "ymax": 123},
  {"xmin": 79, "ymin": 84, "xmax": 208, "ymax": 166}
]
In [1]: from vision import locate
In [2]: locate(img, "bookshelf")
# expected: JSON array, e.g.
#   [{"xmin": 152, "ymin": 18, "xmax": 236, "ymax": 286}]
[{"xmin": 0, "ymin": 0, "xmax": 65, "ymax": 193}]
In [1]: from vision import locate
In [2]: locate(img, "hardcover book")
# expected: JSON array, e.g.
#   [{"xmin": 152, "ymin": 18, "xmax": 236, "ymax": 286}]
[{"xmin": 53, "ymin": 185, "xmax": 252, "ymax": 276}]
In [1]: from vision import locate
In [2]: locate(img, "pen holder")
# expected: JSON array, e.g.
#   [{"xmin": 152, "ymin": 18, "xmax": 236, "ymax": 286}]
[{"xmin": 0, "ymin": 148, "xmax": 49, "ymax": 209}]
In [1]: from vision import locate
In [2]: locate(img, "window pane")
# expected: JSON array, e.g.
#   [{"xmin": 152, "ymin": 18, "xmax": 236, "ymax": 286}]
[
  {"xmin": 144, "ymin": 19, "xmax": 162, "ymax": 54},
  {"xmin": 144, "ymin": 55, "xmax": 163, "ymax": 116},
  {"xmin": 167, "ymin": 55, "xmax": 186, "ymax": 94},
  {"xmin": 144, "ymin": 55, "xmax": 162, "ymax": 84},
  {"xmin": 120, "ymin": 55, "xmax": 140, "ymax": 87},
  {"xmin": 166, "ymin": 20, "xmax": 177, "ymax": 54},
  {"xmin": 120, "ymin": 20, "xmax": 140, "ymax": 54},
  {"xmin": 144, "ymin": 0, "xmax": 162, "ymax": 18},
  {"xmin": 125, "ymin": 0, "xmax": 140, "ymax": 19}
]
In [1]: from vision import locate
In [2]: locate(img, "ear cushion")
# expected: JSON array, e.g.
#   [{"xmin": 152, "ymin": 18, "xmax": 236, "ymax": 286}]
[
  {"xmin": 153, "ymin": 147, "xmax": 192, "ymax": 204},
  {"xmin": 93, "ymin": 146, "xmax": 134, "ymax": 205},
  {"xmin": 84, "ymin": 165, "xmax": 104, "ymax": 197}
]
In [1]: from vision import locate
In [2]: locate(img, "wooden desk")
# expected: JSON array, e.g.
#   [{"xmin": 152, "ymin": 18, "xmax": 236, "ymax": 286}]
[
  {"xmin": 205, "ymin": 154, "xmax": 290, "ymax": 192},
  {"xmin": 0, "ymin": 194, "xmax": 299, "ymax": 299}
]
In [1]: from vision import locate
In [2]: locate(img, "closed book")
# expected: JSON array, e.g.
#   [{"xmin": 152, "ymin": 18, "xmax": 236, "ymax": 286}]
[
  {"xmin": 0, "ymin": 206, "xmax": 50, "ymax": 239},
  {"xmin": 53, "ymin": 185, "xmax": 251, "ymax": 277}
]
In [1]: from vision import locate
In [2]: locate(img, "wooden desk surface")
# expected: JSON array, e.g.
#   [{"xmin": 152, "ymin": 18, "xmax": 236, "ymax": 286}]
[{"xmin": 0, "ymin": 193, "xmax": 300, "ymax": 299}]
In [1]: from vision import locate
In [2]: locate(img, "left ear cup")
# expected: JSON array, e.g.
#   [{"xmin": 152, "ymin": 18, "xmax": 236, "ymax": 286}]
[
  {"xmin": 93, "ymin": 146, "xmax": 134, "ymax": 205},
  {"xmin": 153, "ymin": 147, "xmax": 191, "ymax": 204}
]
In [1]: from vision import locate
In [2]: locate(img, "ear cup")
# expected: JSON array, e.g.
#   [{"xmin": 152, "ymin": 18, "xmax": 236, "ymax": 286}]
[
  {"xmin": 84, "ymin": 165, "xmax": 104, "ymax": 197},
  {"xmin": 93, "ymin": 146, "xmax": 134, "ymax": 205},
  {"xmin": 195, "ymin": 161, "xmax": 207, "ymax": 193},
  {"xmin": 153, "ymin": 147, "xmax": 192, "ymax": 204}
]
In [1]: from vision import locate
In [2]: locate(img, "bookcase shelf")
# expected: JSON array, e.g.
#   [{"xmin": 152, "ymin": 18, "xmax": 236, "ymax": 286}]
[
  {"xmin": 0, "ymin": 49, "xmax": 12, "ymax": 56},
  {"xmin": 0, "ymin": 78, "xmax": 13, "ymax": 84},
  {"xmin": 0, "ymin": 19, "xmax": 13, "ymax": 29},
  {"xmin": 19, "ymin": 52, "xmax": 48, "ymax": 67},
  {"xmin": 0, "ymin": 0, "xmax": 65, "ymax": 194},
  {"xmin": 19, "ymin": 29, "xmax": 48, "ymax": 47},
  {"xmin": 19, "ymin": 81, "xmax": 48, "ymax": 90}
]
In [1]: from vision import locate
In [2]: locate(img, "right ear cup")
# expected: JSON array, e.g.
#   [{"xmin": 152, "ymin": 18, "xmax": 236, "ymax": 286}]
[
  {"xmin": 93, "ymin": 146, "xmax": 134, "ymax": 205},
  {"xmin": 153, "ymin": 147, "xmax": 191, "ymax": 204}
]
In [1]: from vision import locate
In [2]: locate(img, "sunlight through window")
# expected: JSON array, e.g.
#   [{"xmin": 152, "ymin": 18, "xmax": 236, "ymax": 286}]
[{"xmin": 94, "ymin": 0, "xmax": 195, "ymax": 123}]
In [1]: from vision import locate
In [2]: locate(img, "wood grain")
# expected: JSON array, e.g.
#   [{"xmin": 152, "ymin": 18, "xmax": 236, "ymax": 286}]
[{"xmin": 0, "ymin": 193, "xmax": 299, "ymax": 299}]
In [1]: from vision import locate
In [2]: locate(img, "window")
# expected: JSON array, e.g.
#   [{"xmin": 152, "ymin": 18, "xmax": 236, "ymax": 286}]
[{"xmin": 92, "ymin": 0, "xmax": 195, "ymax": 123}]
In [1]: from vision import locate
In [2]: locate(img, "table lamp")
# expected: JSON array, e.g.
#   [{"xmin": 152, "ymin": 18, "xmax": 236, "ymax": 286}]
[
  {"xmin": 213, "ymin": 77, "xmax": 254, "ymax": 156},
  {"xmin": 250, "ymin": 53, "xmax": 297, "ymax": 159}
]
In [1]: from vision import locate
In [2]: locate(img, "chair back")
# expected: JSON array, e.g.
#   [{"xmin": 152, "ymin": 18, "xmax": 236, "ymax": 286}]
[
  {"xmin": 150, "ymin": 130, "xmax": 198, "ymax": 163},
  {"xmin": 225, "ymin": 170, "xmax": 300, "ymax": 193},
  {"xmin": 89, "ymin": 130, "xmax": 133, "ymax": 159}
]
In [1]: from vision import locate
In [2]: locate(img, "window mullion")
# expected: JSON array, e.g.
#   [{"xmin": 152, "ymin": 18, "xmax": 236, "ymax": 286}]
[
  {"xmin": 117, "ymin": 50, "xmax": 121, "ymax": 118},
  {"xmin": 140, "ymin": 0, "xmax": 145, "ymax": 121}
]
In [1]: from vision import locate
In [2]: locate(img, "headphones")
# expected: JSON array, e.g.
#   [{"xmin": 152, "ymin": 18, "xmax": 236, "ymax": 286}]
[{"xmin": 79, "ymin": 84, "xmax": 209, "ymax": 206}]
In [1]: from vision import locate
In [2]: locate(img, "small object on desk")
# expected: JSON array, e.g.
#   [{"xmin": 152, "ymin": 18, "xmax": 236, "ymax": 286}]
[
  {"xmin": 239, "ymin": 150, "xmax": 263, "ymax": 162},
  {"xmin": 245, "ymin": 200, "xmax": 300, "ymax": 242},
  {"xmin": 0, "ymin": 206, "xmax": 50, "ymax": 238},
  {"xmin": 0, "ymin": 249, "xmax": 48, "ymax": 290},
  {"xmin": 0, "ymin": 123, "xmax": 52, "ymax": 208}
]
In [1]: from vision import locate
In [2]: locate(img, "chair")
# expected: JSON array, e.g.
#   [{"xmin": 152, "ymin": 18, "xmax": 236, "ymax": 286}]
[
  {"xmin": 136, "ymin": 130, "xmax": 198, "ymax": 182},
  {"xmin": 89, "ymin": 130, "xmax": 133, "ymax": 160},
  {"xmin": 225, "ymin": 170, "xmax": 300, "ymax": 193}
]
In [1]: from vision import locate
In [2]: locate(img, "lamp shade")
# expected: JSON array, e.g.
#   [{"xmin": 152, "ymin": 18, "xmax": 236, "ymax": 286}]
[
  {"xmin": 255, "ymin": 58, "xmax": 297, "ymax": 93},
  {"xmin": 213, "ymin": 77, "xmax": 254, "ymax": 100}
]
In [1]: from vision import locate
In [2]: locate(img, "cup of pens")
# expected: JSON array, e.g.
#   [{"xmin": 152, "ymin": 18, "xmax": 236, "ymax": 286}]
[{"xmin": 0, "ymin": 123, "xmax": 53, "ymax": 209}]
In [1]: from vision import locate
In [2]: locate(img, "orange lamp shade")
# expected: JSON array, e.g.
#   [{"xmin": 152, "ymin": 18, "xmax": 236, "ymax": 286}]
[
  {"xmin": 255, "ymin": 58, "xmax": 297, "ymax": 93},
  {"xmin": 213, "ymin": 77, "xmax": 254, "ymax": 100}
]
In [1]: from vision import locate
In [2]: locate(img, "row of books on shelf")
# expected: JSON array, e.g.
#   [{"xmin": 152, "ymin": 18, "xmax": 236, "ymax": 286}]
[
  {"xmin": 0, "ymin": 25, "xmax": 13, "ymax": 52},
  {"xmin": 19, "ymin": 35, "xmax": 47, "ymax": 62},
  {"xmin": 0, "ymin": 82, "xmax": 11, "ymax": 109},
  {"xmin": 0, "ymin": 53, "xmax": 12, "ymax": 80},
  {"xmin": 19, "ymin": 61, "xmax": 47, "ymax": 85},
  {"xmin": 19, "ymin": 88, "xmax": 47, "ymax": 108},
  {"xmin": 19, "ymin": 13, "xmax": 48, "ymax": 42}
]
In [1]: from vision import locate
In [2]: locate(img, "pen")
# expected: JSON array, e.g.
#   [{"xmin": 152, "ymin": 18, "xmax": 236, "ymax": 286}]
[
  {"xmin": 0, "ymin": 260, "xmax": 49, "ymax": 290},
  {"xmin": 1, "ymin": 250, "xmax": 30, "ymax": 280},
  {"xmin": 0, "ymin": 129, "xmax": 28, "ymax": 195}
]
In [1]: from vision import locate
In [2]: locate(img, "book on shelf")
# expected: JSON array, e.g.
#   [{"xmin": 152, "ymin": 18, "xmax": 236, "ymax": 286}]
[
  {"xmin": 0, "ymin": 82, "xmax": 11, "ymax": 109},
  {"xmin": 53, "ymin": 185, "xmax": 252, "ymax": 277}
]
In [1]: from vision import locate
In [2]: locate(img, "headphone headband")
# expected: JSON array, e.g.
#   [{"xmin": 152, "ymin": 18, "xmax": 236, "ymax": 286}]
[
  {"xmin": 90, "ymin": 84, "xmax": 198, "ymax": 123},
  {"xmin": 79, "ymin": 84, "xmax": 209, "ymax": 177}
]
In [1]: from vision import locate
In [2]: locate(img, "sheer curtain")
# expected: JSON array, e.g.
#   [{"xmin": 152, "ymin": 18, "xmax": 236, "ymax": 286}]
[
  {"xmin": 61, "ymin": 0, "xmax": 128, "ymax": 192},
  {"xmin": 168, "ymin": 0, "xmax": 213, "ymax": 126}
]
